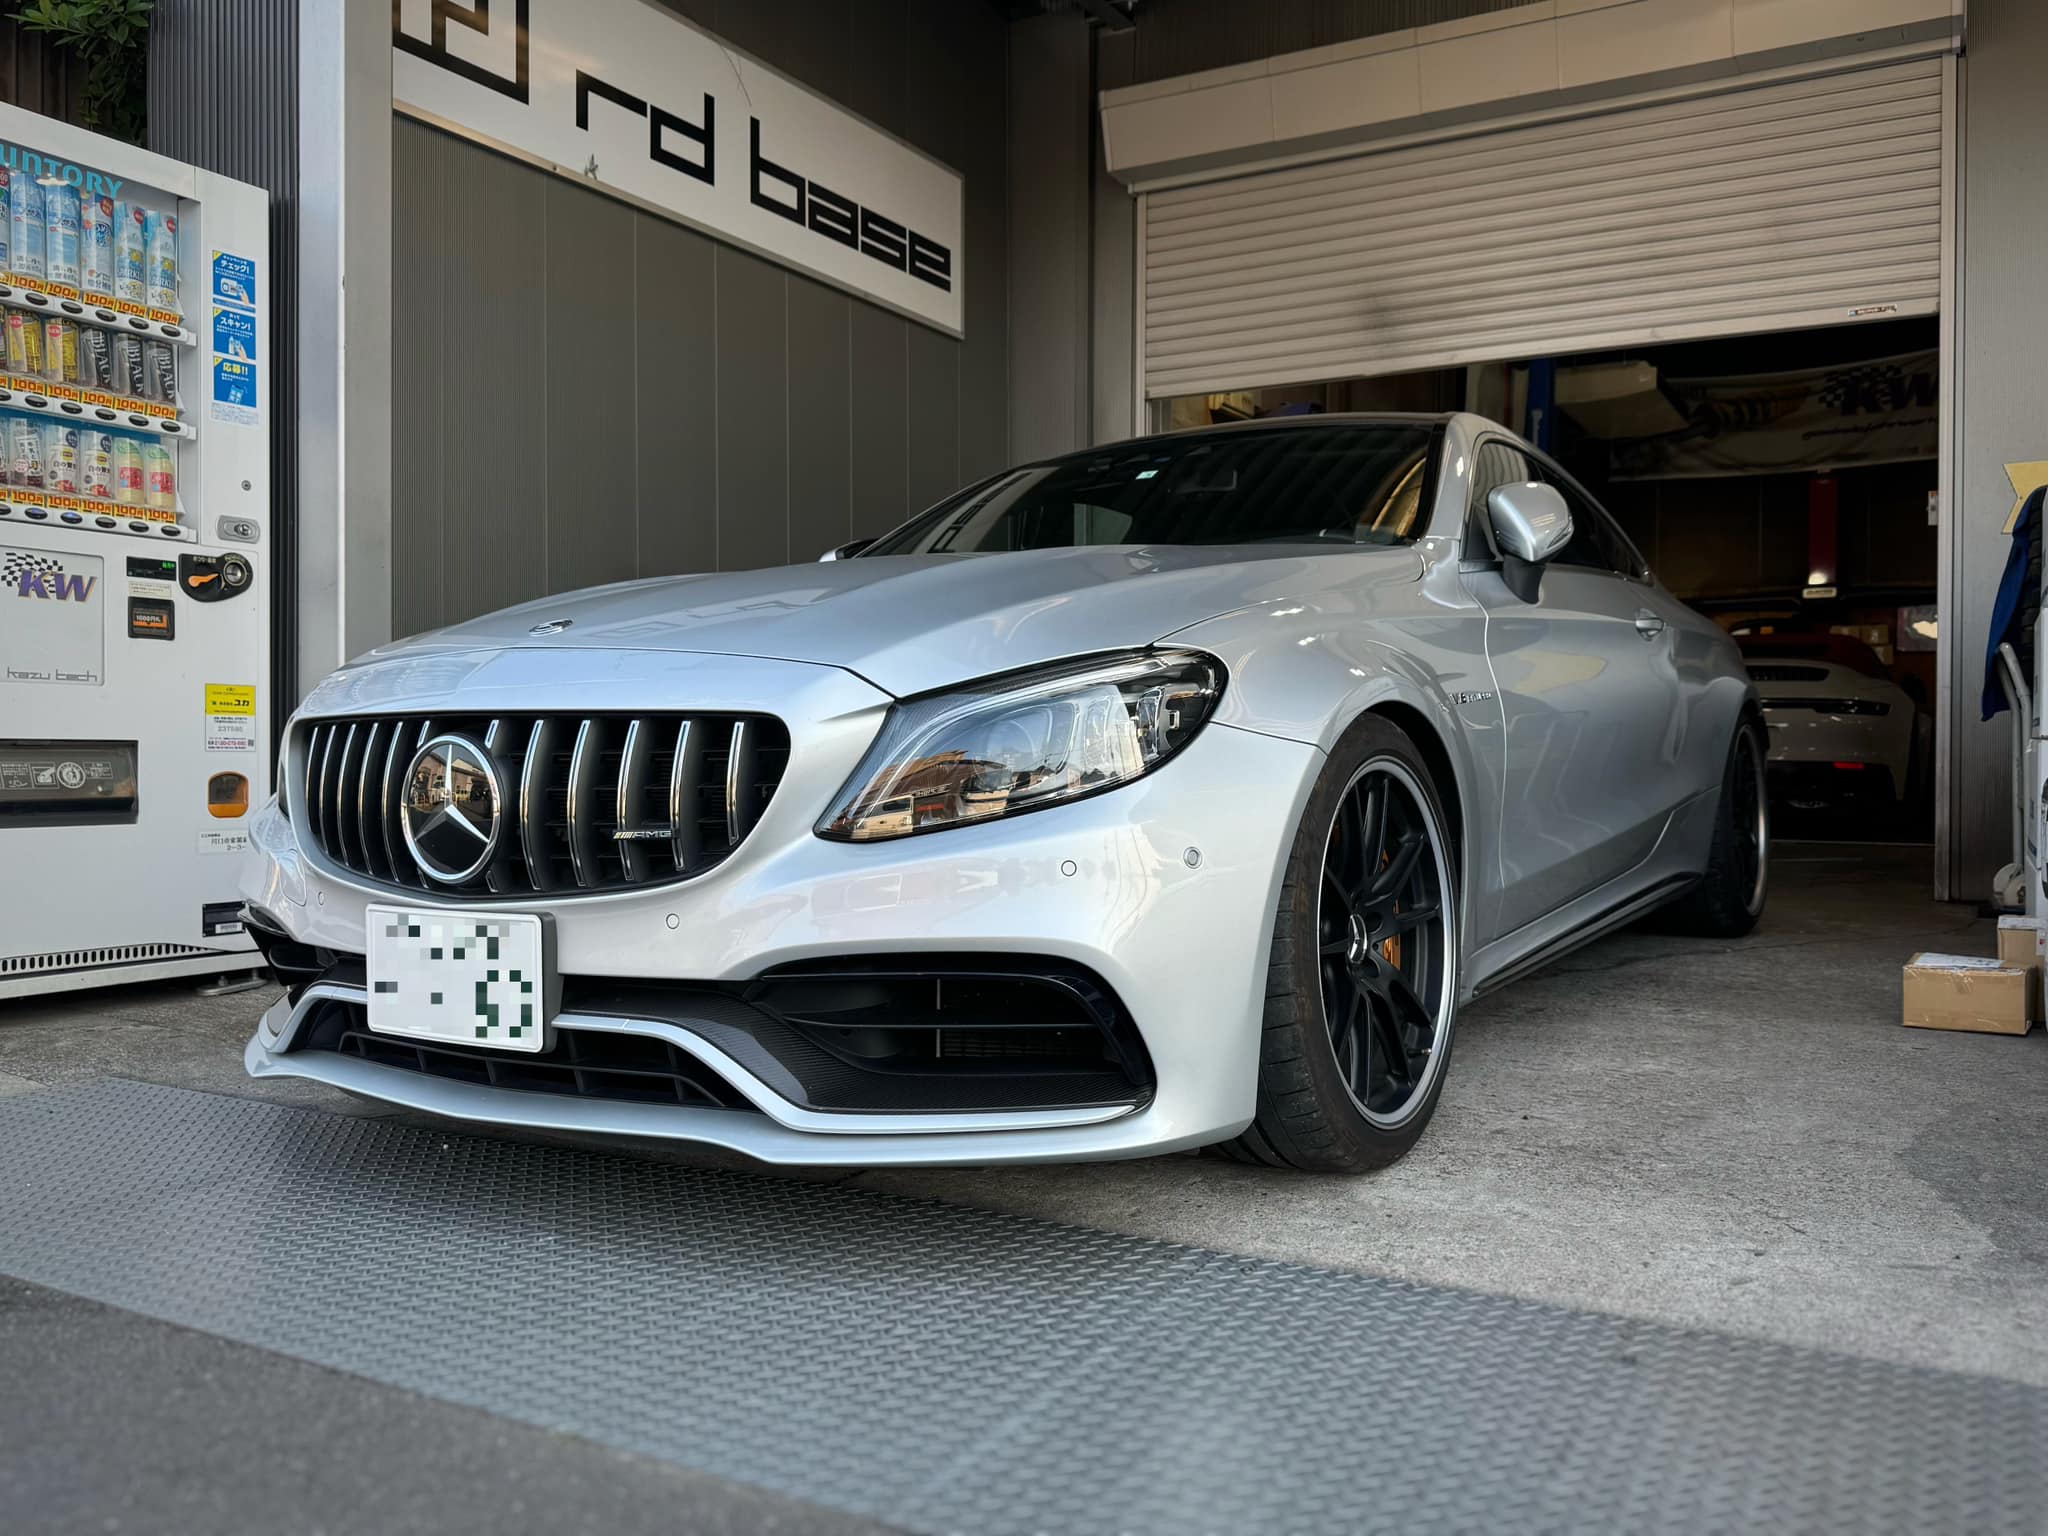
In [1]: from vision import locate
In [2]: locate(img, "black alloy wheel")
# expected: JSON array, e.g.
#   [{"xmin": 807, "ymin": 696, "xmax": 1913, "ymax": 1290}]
[
  {"xmin": 1658, "ymin": 717, "xmax": 1769, "ymax": 938},
  {"xmin": 1317, "ymin": 757, "xmax": 1453, "ymax": 1128},
  {"xmin": 1729, "ymin": 725, "xmax": 1768, "ymax": 914},
  {"xmin": 1224, "ymin": 715, "xmax": 1460, "ymax": 1173}
]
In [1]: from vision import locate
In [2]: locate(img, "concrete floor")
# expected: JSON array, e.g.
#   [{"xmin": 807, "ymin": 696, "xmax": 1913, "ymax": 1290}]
[
  {"xmin": 2, "ymin": 839, "xmax": 2042, "ymax": 1405},
  {"xmin": 0, "ymin": 1277, "xmax": 886, "ymax": 1536},
  {"xmin": 867, "ymin": 841, "xmax": 2048, "ymax": 1385}
]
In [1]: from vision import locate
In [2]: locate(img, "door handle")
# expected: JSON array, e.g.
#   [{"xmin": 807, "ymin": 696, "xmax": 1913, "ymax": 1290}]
[{"xmin": 1634, "ymin": 609, "xmax": 1666, "ymax": 639}]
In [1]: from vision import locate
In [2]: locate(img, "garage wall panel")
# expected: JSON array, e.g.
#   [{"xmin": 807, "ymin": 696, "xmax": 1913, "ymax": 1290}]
[
  {"xmin": 908, "ymin": 325, "xmax": 962, "ymax": 514},
  {"xmin": 438, "ymin": 139, "xmax": 549, "ymax": 629},
  {"xmin": 714, "ymin": 248, "xmax": 792, "ymax": 575},
  {"xmin": 788, "ymin": 277, "xmax": 853, "ymax": 558},
  {"xmin": 1010, "ymin": 11, "xmax": 1095, "ymax": 462},
  {"xmin": 633, "ymin": 217, "xmax": 719, "ymax": 580},
  {"xmin": 390, "ymin": 119, "xmax": 446, "ymax": 637},
  {"xmin": 950, "ymin": 0, "xmax": 1014, "ymax": 483},
  {"xmin": 848, "ymin": 304, "xmax": 910, "ymax": 541},
  {"xmin": 389, "ymin": 0, "xmax": 1010, "ymax": 632},
  {"xmin": 1142, "ymin": 57, "xmax": 1946, "ymax": 398},
  {"xmin": 545, "ymin": 181, "xmax": 640, "ymax": 598}
]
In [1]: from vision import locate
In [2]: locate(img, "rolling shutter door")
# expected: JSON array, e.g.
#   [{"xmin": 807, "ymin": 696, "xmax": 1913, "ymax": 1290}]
[{"xmin": 1142, "ymin": 56, "xmax": 1945, "ymax": 400}]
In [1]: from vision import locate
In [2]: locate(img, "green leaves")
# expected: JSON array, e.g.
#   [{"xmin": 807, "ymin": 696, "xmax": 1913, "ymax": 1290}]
[{"xmin": 12, "ymin": 0, "xmax": 155, "ymax": 144}]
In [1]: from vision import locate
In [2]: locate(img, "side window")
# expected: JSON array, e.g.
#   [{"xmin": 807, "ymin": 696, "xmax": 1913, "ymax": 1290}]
[
  {"xmin": 1543, "ymin": 471, "xmax": 1641, "ymax": 577},
  {"xmin": 1464, "ymin": 440, "xmax": 1532, "ymax": 557}
]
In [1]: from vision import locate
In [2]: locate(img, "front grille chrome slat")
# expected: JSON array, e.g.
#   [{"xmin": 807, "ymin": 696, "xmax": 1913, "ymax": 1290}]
[
  {"xmin": 565, "ymin": 717, "xmax": 610, "ymax": 890},
  {"xmin": 726, "ymin": 719, "xmax": 761, "ymax": 849},
  {"xmin": 521, "ymin": 718, "xmax": 566, "ymax": 894},
  {"xmin": 332, "ymin": 723, "xmax": 365, "ymax": 870},
  {"xmin": 297, "ymin": 711, "xmax": 787, "ymax": 900},
  {"xmin": 379, "ymin": 720, "xmax": 414, "ymax": 886},
  {"xmin": 302, "ymin": 723, "xmax": 328, "ymax": 834},
  {"xmin": 483, "ymin": 718, "xmax": 527, "ymax": 893},
  {"xmin": 615, "ymin": 719, "xmax": 655, "ymax": 883},
  {"xmin": 316, "ymin": 724, "xmax": 345, "ymax": 859},
  {"xmin": 355, "ymin": 720, "xmax": 391, "ymax": 880},
  {"xmin": 669, "ymin": 719, "xmax": 707, "ymax": 874}
]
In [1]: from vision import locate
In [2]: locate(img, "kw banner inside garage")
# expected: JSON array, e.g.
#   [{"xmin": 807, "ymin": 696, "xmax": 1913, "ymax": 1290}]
[
  {"xmin": 1610, "ymin": 350, "xmax": 1939, "ymax": 480},
  {"xmin": 393, "ymin": 0, "xmax": 965, "ymax": 335}
]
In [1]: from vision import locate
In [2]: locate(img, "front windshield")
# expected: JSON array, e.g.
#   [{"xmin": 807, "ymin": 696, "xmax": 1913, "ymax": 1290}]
[{"xmin": 863, "ymin": 423, "xmax": 1439, "ymax": 556}]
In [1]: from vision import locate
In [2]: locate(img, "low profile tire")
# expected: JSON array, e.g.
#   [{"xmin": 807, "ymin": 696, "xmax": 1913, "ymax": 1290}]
[
  {"xmin": 1661, "ymin": 717, "xmax": 1769, "ymax": 938},
  {"xmin": 1222, "ymin": 715, "xmax": 1460, "ymax": 1174}
]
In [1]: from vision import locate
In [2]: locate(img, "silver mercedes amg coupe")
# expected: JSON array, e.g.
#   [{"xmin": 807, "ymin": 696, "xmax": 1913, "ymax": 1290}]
[{"xmin": 242, "ymin": 413, "xmax": 1765, "ymax": 1173}]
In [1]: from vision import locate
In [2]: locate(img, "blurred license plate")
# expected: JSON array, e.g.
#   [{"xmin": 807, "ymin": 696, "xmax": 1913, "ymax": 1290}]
[{"xmin": 366, "ymin": 906, "xmax": 550, "ymax": 1053}]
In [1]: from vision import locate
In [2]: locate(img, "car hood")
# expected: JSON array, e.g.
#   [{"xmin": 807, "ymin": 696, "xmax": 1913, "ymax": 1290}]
[{"xmin": 358, "ymin": 545, "xmax": 1422, "ymax": 698}]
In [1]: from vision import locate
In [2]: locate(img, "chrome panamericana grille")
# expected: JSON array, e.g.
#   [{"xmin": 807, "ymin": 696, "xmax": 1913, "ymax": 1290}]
[{"xmin": 293, "ymin": 713, "xmax": 790, "ymax": 897}]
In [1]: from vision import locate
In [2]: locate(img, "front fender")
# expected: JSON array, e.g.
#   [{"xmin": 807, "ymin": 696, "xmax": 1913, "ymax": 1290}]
[{"xmin": 1167, "ymin": 601, "xmax": 1499, "ymax": 986}]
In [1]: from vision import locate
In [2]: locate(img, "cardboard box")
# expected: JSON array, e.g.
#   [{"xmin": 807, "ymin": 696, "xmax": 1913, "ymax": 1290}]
[
  {"xmin": 1901, "ymin": 953, "xmax": 2034, "ymax": 1035},
  {"xmin": 1996, "ymin": 916, "xmax": 2045, "ymax": 1020}
]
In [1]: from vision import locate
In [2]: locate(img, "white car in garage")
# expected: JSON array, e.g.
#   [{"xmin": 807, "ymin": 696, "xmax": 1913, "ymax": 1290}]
[{"xmin": 1738, "ymin": 633, "xmax": 1917, "ymax": 808}]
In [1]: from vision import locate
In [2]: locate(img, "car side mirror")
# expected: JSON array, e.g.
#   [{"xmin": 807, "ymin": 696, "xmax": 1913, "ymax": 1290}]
[
  {"xmin": 1487, "ymin": 483, "xmax": 1573, "ymax": 565},
  {"xmin": 819, "ymin": 538, "xmax": 874, "ymax": 563}
]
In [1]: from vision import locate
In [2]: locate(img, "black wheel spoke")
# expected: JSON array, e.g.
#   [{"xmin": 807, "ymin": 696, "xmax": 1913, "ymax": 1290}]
[
  {"xmin": 1344, "ymin": 990, "xmax": 1369, "ymax": 1084},
  {"xmin": 1368, "ymin": 832, "xmax": 1424, "ymax": 902},
  {"xmin": 1340, "ymin": 781, "xmax": 1375, "ymax": 888},
  {"xmin": 1384, "ymin": 902, "xmax": 1440, "ymax": 935},
  {"xmin": 1320, "ymin": 958, "xmax": 1347, "ymax": 1029},
  {"xmin": 1386, "ymin": 972, "xmax": 1439, "ymax": 1069},
  {"xmin": 1364, "ymin": 987, "xmax": 1412, "ymax": 1089}
]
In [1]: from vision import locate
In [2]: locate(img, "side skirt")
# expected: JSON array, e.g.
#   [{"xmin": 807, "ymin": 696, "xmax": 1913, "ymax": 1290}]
[{"xmin": 1465, "ymin": 871, "xmax": 1699, "ymax": 998}]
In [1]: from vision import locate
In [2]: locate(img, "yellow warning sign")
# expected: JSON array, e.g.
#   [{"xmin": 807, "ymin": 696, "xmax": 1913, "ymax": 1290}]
[{"xmin": 205, "ymin": 683, "xmax": 256, "ymax": 716}]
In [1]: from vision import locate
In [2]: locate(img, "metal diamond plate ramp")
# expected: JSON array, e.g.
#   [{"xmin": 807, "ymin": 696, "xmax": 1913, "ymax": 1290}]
[{"xmin": 0, "ymin": 1079, "xmax": 2042, "ymax": 1535}]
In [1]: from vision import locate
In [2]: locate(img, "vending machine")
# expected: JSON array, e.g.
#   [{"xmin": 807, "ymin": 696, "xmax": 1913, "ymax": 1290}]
[{"xmin": 0, "ymin": 103, "xmax": 272, "ymax": 999}]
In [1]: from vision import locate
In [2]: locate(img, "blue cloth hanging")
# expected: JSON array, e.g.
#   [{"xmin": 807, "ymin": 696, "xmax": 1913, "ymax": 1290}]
[{"xmin": 1983, "ymin": 484, "xmax": 2044, "ymax": 720}]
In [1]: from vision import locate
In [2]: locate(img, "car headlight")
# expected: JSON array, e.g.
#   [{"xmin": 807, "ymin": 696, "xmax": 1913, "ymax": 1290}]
[{"xmin": 818, "ymin": 649, "xmax": 1226, "ymax": 842}]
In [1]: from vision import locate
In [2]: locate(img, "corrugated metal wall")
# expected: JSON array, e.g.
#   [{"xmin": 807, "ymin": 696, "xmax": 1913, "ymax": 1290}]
[
  {"xmin": 390, "ymin": 0, "xmax": 1010, "ymax": 637},
  {"xmin": 1010, "ymin": 11, "xmax": 1094, "ymax": 463},
  {"xmin": 1087, "ymin": 0, "xmax": 1527, "ymax": 440},
  {"xmin": 1140, "ymin": 56, "xmax": 1946, "ymax": 397},
  {"xmin": 0, "ymin": 18, "xmax": 89, "ymax": 124},
  {"xmin": 146, "ymin": 0, "xmax": 297, "ymax": 705}
]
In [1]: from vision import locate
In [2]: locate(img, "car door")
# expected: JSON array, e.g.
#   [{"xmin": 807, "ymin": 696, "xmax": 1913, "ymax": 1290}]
[{"xmin": 1461, "ymin": 442, "xmax": 1686, "ymax": 937}]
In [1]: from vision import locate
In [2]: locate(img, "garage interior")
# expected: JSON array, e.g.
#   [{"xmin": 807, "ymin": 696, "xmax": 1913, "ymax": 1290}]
[{"xmin": 1162, "ymin": 312, "xmax": 1945, "ymax": 846}]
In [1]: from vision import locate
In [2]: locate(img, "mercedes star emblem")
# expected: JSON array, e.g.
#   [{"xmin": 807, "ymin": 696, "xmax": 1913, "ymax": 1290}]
[
  {"xmin": 400, "ymin": 733, "xmax": 501, "ymax": 883},
  {"xmin": 528, "ymin": 617, "xmax": 574, "ymax": 636}
]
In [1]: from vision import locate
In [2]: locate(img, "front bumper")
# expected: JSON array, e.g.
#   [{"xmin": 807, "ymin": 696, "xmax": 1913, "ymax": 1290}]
[{"xmin": 242, "ymin": 648, "xmax": 1324, "ymax": 1165}]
